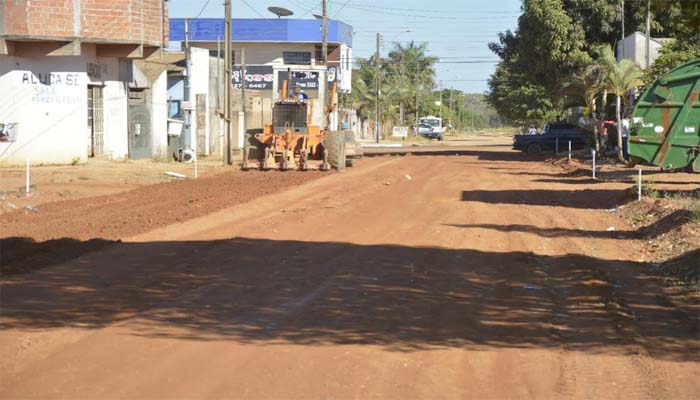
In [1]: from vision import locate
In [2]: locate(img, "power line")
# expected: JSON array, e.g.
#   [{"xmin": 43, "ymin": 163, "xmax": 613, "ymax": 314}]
[
  {"xmin": 332, "ymin": 0, "xmax": 354, "ymax": 18},
  {"xmin": 240, "ymin": 0, "xmax": 265, "ymax": 17},
  {"xmin": 327, "ymin": 0, "xmax": 519, "ymax": 15},
  {"xmin": 193, "ymin": 0, "xmax": 212, "ymax": 19}
]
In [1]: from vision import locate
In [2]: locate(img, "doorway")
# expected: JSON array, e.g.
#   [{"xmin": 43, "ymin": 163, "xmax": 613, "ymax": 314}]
[{"xmin": 87, "ymin": 85, "xmax": 104, "ymax": 157}]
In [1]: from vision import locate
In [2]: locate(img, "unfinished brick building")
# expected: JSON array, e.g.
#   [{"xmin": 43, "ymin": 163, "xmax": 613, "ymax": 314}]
[
  {"xmin": 1, "ymin": 0, "xmax": 168, "ymax": 57},
  {"xmin": 0, "ymin": 1, "xmax": 170, "ymax": 164}
]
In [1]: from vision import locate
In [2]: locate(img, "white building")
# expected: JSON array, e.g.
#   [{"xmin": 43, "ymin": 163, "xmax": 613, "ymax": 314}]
[
  {"xmin": 617, "ymin": 31, "xmax": 672, "ymax": 68},
  {"xmin": 167, "ymin": 18, "xmax": 354, "ymax": 158}
]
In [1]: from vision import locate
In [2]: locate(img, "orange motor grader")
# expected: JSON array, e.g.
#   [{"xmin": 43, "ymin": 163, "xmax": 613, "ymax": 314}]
[{"xmin": 242, "ymin": 81, "xmax": 354, "ymax": 171}]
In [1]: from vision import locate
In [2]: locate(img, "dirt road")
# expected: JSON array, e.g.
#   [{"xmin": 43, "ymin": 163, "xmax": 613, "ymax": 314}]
[{"xmin": 1, "ymin": 136, "xmax": 698, "ymax": 399}]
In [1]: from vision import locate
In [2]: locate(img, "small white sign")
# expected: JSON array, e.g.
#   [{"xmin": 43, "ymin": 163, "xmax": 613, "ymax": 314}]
[
  {"xmin": 182, "ymin": 101, "xmax": 194, "ymax": 111},
  {"xmin": 392, "ymin": 126, "xmax": 409, "ymax": 137},
  {"xmin": 633, "ymin": 117, "xmax": 643, "ymax": 124},
  {"xmin": 685, "ymin": 126, "xmax": 696, "ymax": 133},
  {"xmin": 0, "ymin": 122, "xmax": 18, "ymax": 142}
]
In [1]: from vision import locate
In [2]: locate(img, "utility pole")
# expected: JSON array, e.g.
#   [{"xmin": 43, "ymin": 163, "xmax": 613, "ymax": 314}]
[
  {"xmin": 322, "ymin": 0, "xmax": 329, "ymax": 128},
  {"xmin": 645, "ymin": 0, "xmax": 651, "ymax": 69},
  {"xmin": 184, "ymin": 18, "xmax": 193, "ymax": 153},
  {"xmin": 415, "ymin": 62, "xmax": 419, "ymax": 136},
  {"xmin": 223, "ymin": 2, "xmax": 232, "ymax": 165},
  {"xmin": 241, "ymin": 48, "xmax": 247, "ymax": 123},
  {"xmin": 449, "ymin": 89, "xmax": 454, "ymax": 129},
  {"xmin": 375, "ymin": 32, "xmax": 381, "ymax": 143},
  {"xmin": 216, "ymin": 36, "xmax": 221, "ymax": 110},
  {"xmin": 457, "ymin": 94, "xmax": 462, "ymax": 131},
  {"xmin": 439, "ymin": 80, "xmax": 443, "ymax": 121},
  {"xmin": 469, "ymin": 97, "xmax": 474, "ymax": 131}
]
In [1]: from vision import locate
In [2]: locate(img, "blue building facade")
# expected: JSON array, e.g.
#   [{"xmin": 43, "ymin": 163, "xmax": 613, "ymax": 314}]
[{"xmin": 168, "ymin": 18, "xmax": 353, "ymax": 48}]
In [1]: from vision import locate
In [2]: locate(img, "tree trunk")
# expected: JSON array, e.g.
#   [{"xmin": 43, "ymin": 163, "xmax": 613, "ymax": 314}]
[
  {"xmin": 591, "ymin": 98, "xmax": 600, "ymax": 152},
  {"xmin": 616, "ymin": 95, "xmax": 625, "ymax": 163}
]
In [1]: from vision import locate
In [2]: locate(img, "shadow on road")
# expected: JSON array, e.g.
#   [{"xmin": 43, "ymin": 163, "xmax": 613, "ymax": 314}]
[
  {"xmin": 446, "ymin": 209, "xmax": 694, "ymax": 239},
  {"xmin": 363, "ymin": 149, "xmax": 529, "ymax": 162},
  {"xmin": 1, "ymin": 236, "xmax": 697, "ymax": 362},
  {"xmin": 461, "ymin": 188, "xmax": 631, "ymax": 209}
]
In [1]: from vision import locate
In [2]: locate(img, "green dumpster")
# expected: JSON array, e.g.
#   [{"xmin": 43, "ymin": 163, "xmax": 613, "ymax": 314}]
[{"xmin": 629, "ymin": 59, "xmax": 700, "ymax": 172}]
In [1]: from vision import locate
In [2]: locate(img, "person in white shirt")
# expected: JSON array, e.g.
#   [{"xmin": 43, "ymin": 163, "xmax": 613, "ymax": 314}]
[
  {"xmin": 528, "ymin": 126, "xmax": 538, "ymax": 135},
  {"xmin": 621, "ymin": 117, "xmax": 630, "ymax": 159}
]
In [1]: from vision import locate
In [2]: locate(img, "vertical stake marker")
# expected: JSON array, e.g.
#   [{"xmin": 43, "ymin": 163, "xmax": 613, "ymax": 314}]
[
  {"xmin": 638, "ymin": 168, "xmax": 642, "ymax": 201},
  {"xmin": 568, "ymin": 141, "xmax": 571, "ymax": 161},
  {"xmin": 25, "ymin": 159, "xmax": 30, "ymax": 195},
  {"xmin": 592, "ymin": 149, "xmax": 596, "ymax": 179}
]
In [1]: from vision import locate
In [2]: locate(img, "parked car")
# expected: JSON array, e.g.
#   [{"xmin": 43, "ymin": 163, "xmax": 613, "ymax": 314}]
[
  {"xmin": 418, "ymin": 116, "xmax": 444, "ymax": 140},
  {"xmin": 513, "ymin": 122, "xmax": 591, "ymax": 155},
  {"xmin": 417, "ymin": 123, "xmax": 435, "ymax": 137}
]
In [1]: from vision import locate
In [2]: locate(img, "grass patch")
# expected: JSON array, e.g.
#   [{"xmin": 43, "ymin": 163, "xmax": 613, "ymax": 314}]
[
  {"xmin": 641, "ymin": 179, "xmax": 660, "ymax": 198},
  {"xmin": 684, "ymin": 199, "xmax": 700, "ymax": 224}
]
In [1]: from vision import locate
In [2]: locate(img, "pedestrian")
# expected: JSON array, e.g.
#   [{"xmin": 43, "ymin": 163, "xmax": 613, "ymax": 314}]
[
  {"xmin": 528, "ymin": 126, "xmax": 537, "ymax": 135},
  {"xmin": 601, "ymin": 123, "xmax": 608, "ymax": 152},
  {"xmin": 621, "ymin": 116, "xmax": 630, "ymax": 160}
]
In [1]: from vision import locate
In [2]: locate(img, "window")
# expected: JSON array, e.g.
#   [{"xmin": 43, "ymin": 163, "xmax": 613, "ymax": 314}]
[{"xmin": 283, "ymin": 51, "xmax": 312, "ymax": 65}]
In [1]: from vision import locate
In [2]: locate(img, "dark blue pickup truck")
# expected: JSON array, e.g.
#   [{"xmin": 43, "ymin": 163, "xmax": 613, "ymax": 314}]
[{"xmin": 513, "ymin": 123, "xmax": 591, "ymax": 155}]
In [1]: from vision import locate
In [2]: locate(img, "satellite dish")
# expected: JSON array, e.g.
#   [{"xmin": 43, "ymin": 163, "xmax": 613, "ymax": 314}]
[{"xmin": 268, "ymin": 6, "xmax": 294, "ymax": 18}]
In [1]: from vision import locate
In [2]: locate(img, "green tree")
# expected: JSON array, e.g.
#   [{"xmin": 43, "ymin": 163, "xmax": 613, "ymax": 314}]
[
  {"xmin": 487, "ymin": 0, "xmax": 589, "ymax": 127},
  {"xmin": 643, "ymin": 37, "xmax": 700, "ymax": 86},
  {"xmin": 594, "ymin": 45, "xmax": 642, "ymax": 162},
  {"xmin": 564, "ymin": 0, "xmax": 699, "ymax": 47},
  {"xmin": 562, "ymin": 63, "xmax": 605, "ymax": 149},
  {"xmin": 386, "ymin": 41, "xmax": 438, "ymax": 128},
  {"xmin": 351, "ymin": 41, "xmax": 438, "ymax": 137}
]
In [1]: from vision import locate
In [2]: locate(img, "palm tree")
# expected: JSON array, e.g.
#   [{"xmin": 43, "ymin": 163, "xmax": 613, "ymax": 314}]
[
  {"xmin": 593, "ymin": 45, "xmax": 642, "ymax": 162},
  {"xmin": 563, "ymin": 64, "xmax": 605, "ymax": 150},
  {"xmin": 350, "ymin": 41, "xmax": 438, "ymax": 136},
  {"xmin": 387, "ymin": 42, "xmax": 438, "ymax": 127}
]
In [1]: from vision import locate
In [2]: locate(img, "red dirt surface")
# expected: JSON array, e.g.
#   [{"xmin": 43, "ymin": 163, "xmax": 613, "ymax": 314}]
[
  {"xmin": 2, "ymin": 169, "xmax": 326, "ymax": 274},
  {"xmin": 1, "ymin": 136, "xmax": 698, "ymax": 399}
]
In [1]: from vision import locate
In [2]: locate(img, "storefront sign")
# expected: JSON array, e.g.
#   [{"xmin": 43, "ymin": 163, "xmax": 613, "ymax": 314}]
[
  {"xmin": 277, "ymin": 70, "xmax": 320, "ymax": 90},
  {"xmin": 21, "ymin": 72, "xmax": 81, "ymax": 104},
  {"xmin": 233, "ymin": 65, "xmax": 274, "ymax": 90}
]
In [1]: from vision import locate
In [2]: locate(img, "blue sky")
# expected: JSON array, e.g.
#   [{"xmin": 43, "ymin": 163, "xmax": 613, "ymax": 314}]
[{"xmin": 169, "ymin": 0, "xmax": 522, "ymax": 94}]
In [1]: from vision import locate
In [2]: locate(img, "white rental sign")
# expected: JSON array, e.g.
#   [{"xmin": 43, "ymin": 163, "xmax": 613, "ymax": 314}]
[{"xmin": 392, "ymin": 126, "xmax": 408, "ymax": 137}]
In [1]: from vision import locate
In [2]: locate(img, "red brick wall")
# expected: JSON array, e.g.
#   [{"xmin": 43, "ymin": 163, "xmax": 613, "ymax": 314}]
[
  {"xmin": 4, "ymin": 0, "xmax": 30, "ymax": 35},
  {"xmin": 3, "ymin": 0, "xmax": 166, "ymax": 47}
]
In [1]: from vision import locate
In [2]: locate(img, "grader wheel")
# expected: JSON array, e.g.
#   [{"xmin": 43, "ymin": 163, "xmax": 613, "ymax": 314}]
[
  {"xmin": 324, "ymin": 131, "xmax": 346, "ymax": 170},
  {"xmin": 320, "ymin": 144, "xmax": 330, "ymax": 171},
  {"xmin": 300, "ymin": 150, "xmax": 309, "ymax": 171},
  {"xmin": 262, "ymin": 147, "xmax": 276, "ymax": 170}
]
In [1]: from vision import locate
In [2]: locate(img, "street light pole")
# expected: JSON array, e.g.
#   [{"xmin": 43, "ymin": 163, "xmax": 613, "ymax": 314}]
[
  {"xmin": 375, "ymin": 32, "xmax": 381, "ymax": 143},
  {"xmin": 223, "ymin": 1, "xmax": 232, "ymax": 165},
  {"xmin": 322, "ymin": 0, "xmax": 329, "ymax": 129}
]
